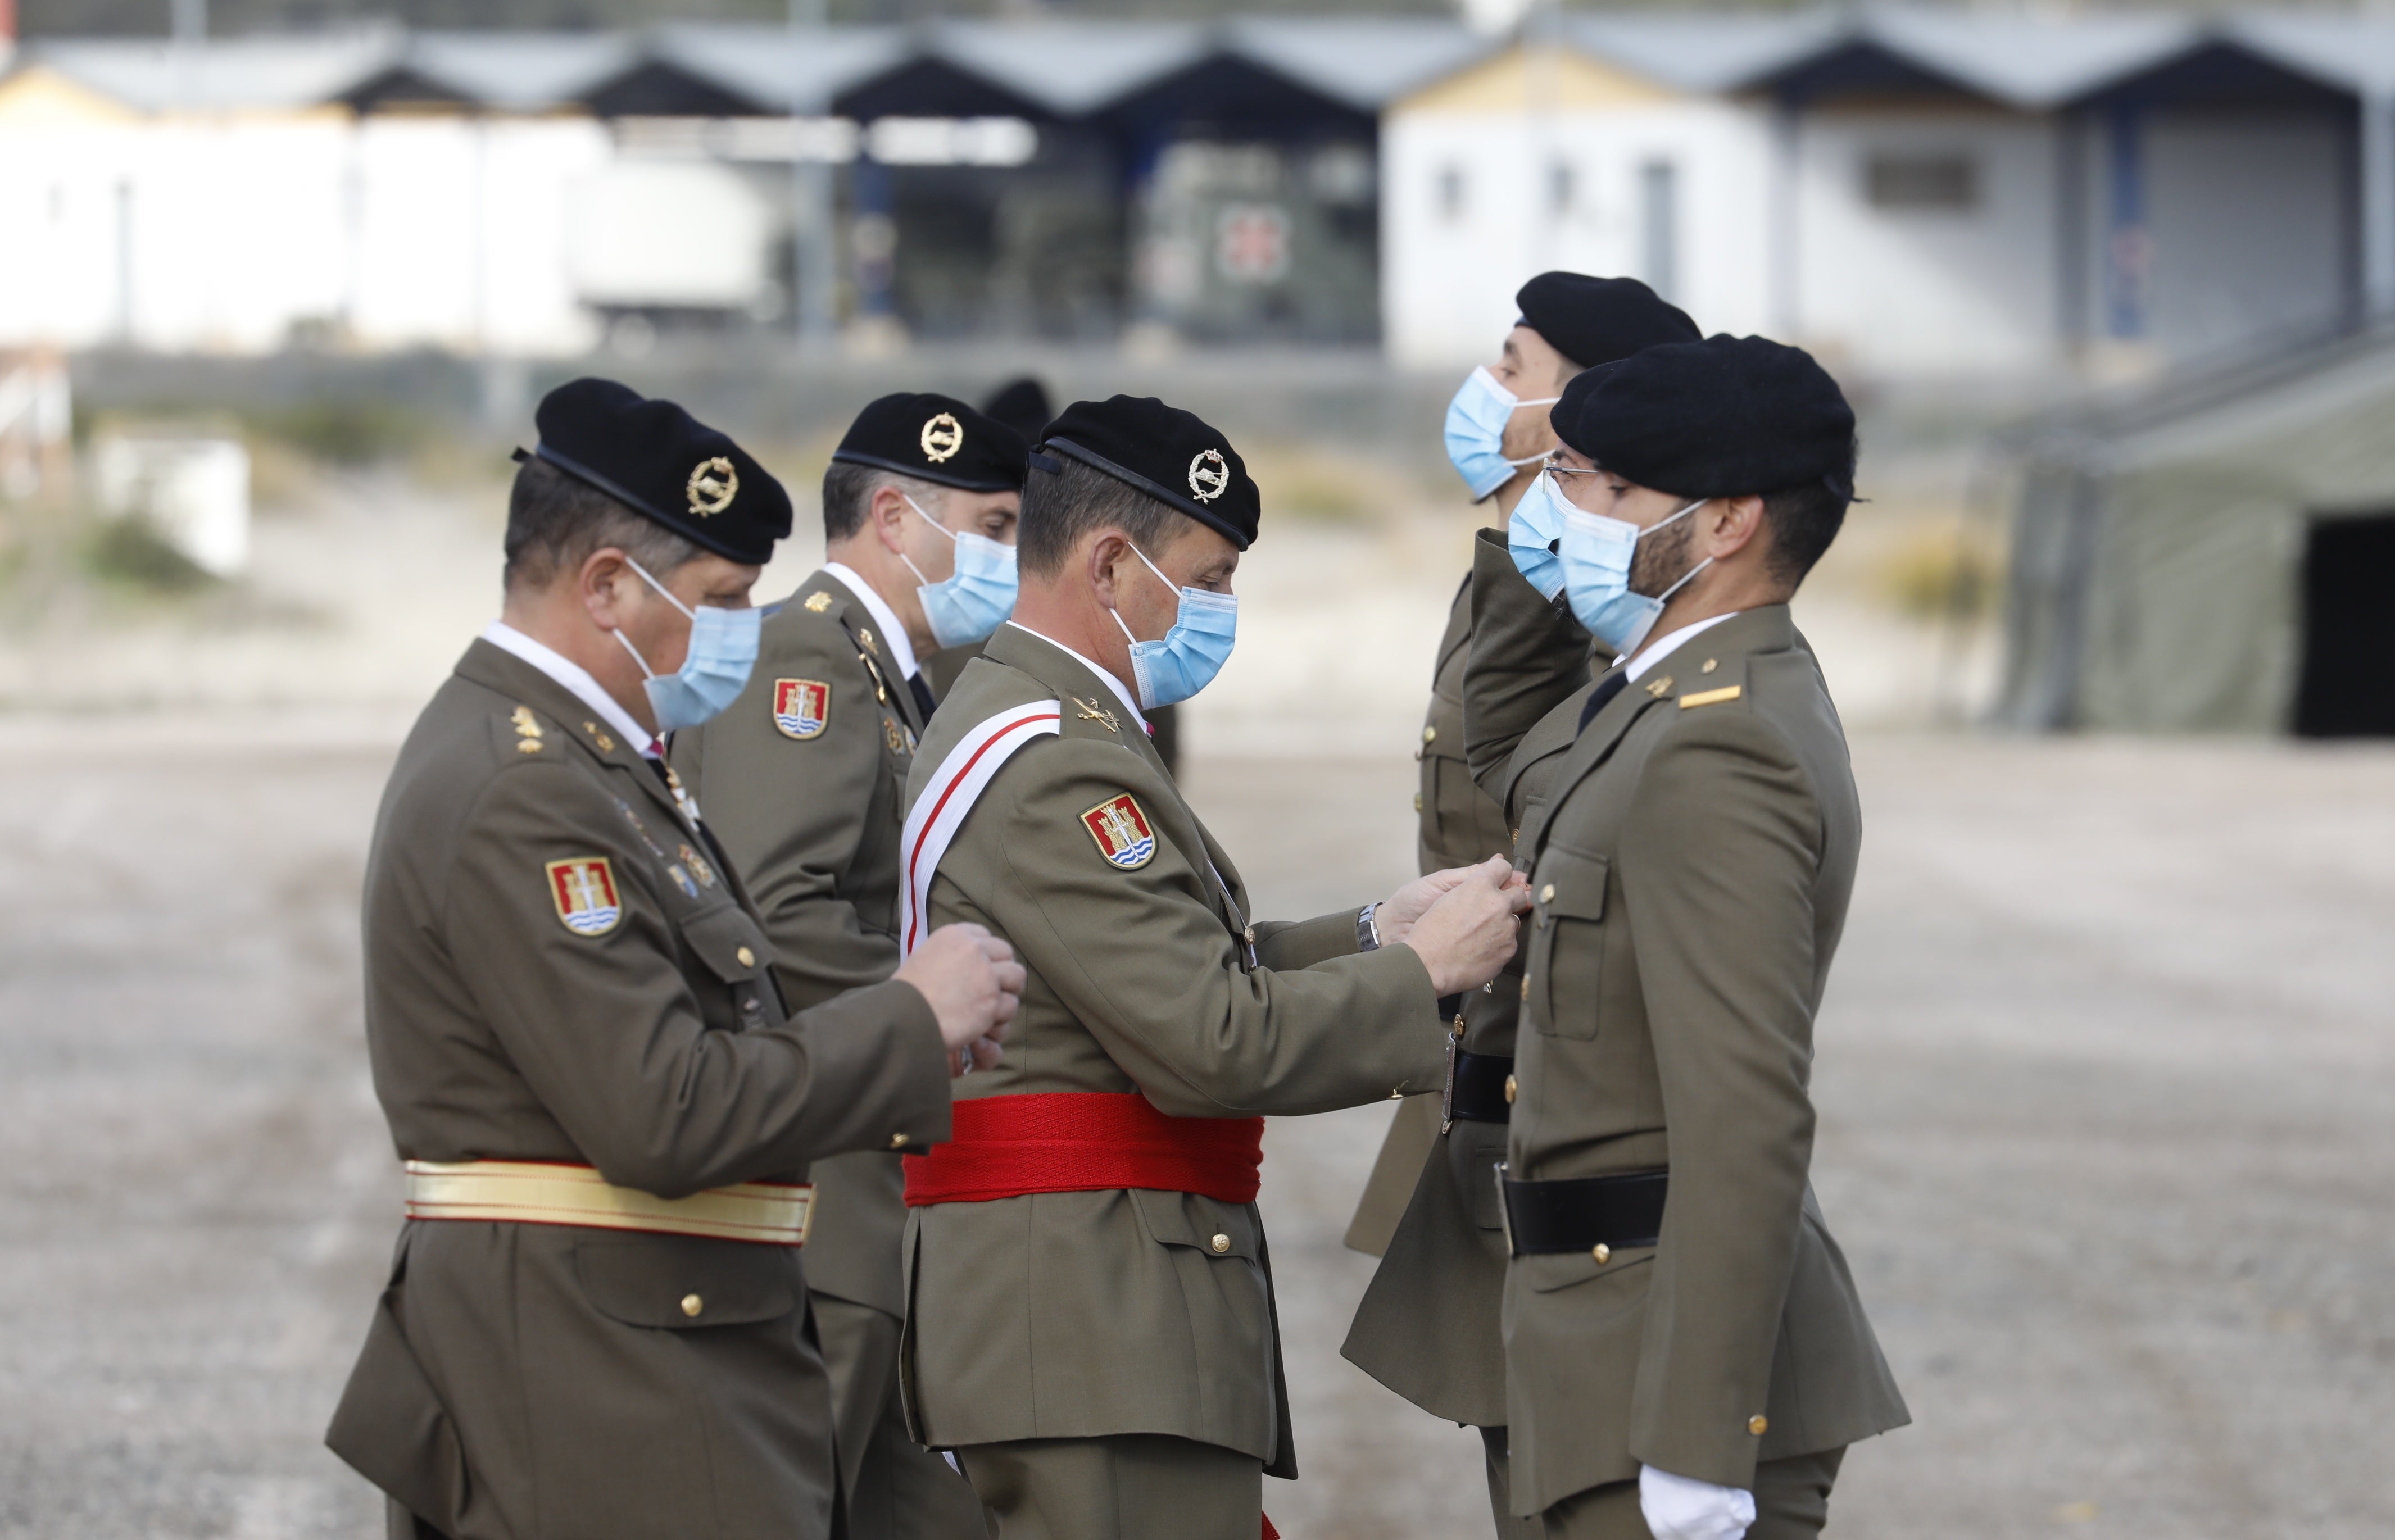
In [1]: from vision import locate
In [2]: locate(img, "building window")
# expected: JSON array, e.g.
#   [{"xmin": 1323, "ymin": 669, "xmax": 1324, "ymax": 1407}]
[
  {"xmin": 1865, "ymin": 153, "xmax": 1979, "ymax": 211},
  {"xmin": 1640, "ymin": 160, "xmax": 1677, "ymax": 302},
  {"xmin": 1438, "ymin": 165, "xmax": 1466, "ymax": 222}
]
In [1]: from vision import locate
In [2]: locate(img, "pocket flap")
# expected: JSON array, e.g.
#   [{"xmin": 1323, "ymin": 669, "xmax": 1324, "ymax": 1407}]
[
  {"xmin": 1520, "ymin": 1244, "xmax": 1654, "ymax": 1294},
  {"xmin": 574, "ymin": 1237, "xmax": 798, "ymax": 1328},
  {"xmin": 1128, "ymin": 1188, "xmax": 1259, "ymax": 1261},
  {"xmin": 679, "ymin": 905, "xmax": 774, "ymax": 985},
  {"xmin": 1531, "ymin": 846, "xmax": 1609, "ymax": 924}
]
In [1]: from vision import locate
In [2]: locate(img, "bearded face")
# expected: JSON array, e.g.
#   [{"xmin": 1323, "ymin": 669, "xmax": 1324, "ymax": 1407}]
[{"xmin": 1627, "ymin": 506, "xmax": 1698, "ymax": 598}]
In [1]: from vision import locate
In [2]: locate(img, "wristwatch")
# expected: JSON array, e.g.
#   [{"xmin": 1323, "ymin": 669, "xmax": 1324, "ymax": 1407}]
[{"xmin": 1357, "ymin": 902, "xmax": 1383, "ymax": 952}]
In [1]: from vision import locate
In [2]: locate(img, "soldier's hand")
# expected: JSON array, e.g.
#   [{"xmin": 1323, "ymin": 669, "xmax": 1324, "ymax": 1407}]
[
  {"xmin": 1396, "ymin": 855, "xmax": 1531, "ymax": 996},
  {"xmin": 894, "ymin": 923, "xmax": 1026, "ymax": 1065},
  {"xmin": 1372, "ymin": 864, "xmax": 1477, "ymax": 946}
]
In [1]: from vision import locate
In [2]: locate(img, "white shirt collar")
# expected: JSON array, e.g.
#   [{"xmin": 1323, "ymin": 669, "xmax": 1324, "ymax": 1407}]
[
  {"xmin": 1623, "ymin": 610, "xmax": 1741, "ymax": 683},
  {"xmin": 480, "ymin": 620, "xmax": 657, "ymax": 757},
  {"xmin": 1005, "ymin": 621, "xmax": 1147, "ymax": 728},
  {"xmin": 823, "ymin": 562, "xmax": 922, "ymax": 683}
]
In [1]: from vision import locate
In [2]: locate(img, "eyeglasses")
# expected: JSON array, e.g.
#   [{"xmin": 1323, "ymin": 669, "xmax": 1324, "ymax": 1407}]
[{"xmin": 1541, "ymin": 454, "xmax": 1604, "ymax": 478}]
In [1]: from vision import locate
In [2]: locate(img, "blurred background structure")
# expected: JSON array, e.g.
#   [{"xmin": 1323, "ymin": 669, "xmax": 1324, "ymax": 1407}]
[{"xmin": 3, "ymin": 4, "xmax": 2394, "ymax": 1540}]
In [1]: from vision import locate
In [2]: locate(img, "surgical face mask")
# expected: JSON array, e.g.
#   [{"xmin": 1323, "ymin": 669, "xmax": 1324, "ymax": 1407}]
[
  {"xmin": 611, "ymin": 558, "xmax": 762, "ymax": 734},
  {"xmin": 897, "ymin": 493, "xmax": 1018, "ymax": 648},
  {"xmin": 1507, "ymin": 467, "xmax": 1574, "ymax": 601},
  {"xmin": 1444, "ymin": 366, "xmax": 1560, "ymax": 501},
  {"xmin": 1109, "ymin": 542, "xmax": 1237, "ymax": 710},
  {"xmin": 1557, "ymin": 497, "xmax": 1711, "ymax": 656}
]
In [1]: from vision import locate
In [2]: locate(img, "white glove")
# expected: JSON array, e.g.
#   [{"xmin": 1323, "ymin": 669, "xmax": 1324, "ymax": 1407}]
[{"xmin": 1638, "ymin": 1465, "xmax": 1756, "ymax": 1540}]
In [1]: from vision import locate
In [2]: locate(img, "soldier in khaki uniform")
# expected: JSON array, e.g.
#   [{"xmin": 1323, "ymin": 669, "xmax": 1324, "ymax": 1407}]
[
  {"xmin": 1464, "ymin": 340, "xmax": 1910, "ymax": 1539},
  {"xmin": 674, "ymin": 392, "xmax": 1029, "ymax": 1539},
  {"xmin": 325, "ymin": 379, "xmax": 1023, "ymax": 1540},
  {"xmin": 895, "ymin": 396, "xmax": 1532, "ymax": 1540},
  {"xmin": 1342, "ymin": 275, "xmax": 1700, "ymax": 1538}
]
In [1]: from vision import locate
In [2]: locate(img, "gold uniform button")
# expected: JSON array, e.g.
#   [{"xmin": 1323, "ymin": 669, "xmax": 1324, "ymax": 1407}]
[
  {"xmin": 1413, "ymin": 792, "xmax": 1423, "ymax": 812},
  {"xmin": 1451, "ymin": 1014, "xmax": 1467, "ymax": 1040},
  {"xmin": 1244, "ymin": 924, "xmax": 1258, "ymax": 944},
  {"xmin": 1519, "ymin": 975, "xmax": 1530, "ymax": 1001},
  {"xmin": 1591, "ymin": 1243, "xmax": 1611, "ymax": 1265},
  {"xmin": 1539, "ymin": 883, "xmax": 1555, "ymax": 904},
  {"xmin": 1503, "ymin": 1074, "xmax": 1517, "ymax": 1104},
  {"xmin": 889, "ymin": 1133, "xmax": 910, "ymax": 1150},
  {"xmin": 681, "ymin": 1294, "xmax": 704, "ymax": 1318},
  {"xmin": 1210, "ymin": 1233, "xmax": 1232, "ymax": 1254},
  {"xmin": 736, "ymin": 946, "xmax": 756, "ymax": 968},
  {"xmin": 1422, "ymin": 725, "xmax": 1437, "ymax": 744},
  {"xmin": 1748, "ymin": 1415, "xmax": 1769, "ymax": 1436}
]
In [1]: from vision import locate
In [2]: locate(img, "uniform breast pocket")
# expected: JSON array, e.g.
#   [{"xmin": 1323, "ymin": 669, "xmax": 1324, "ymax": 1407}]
[
  {"xmin": 1525, "ymin": 844, "xmax": 1608, "ymax": 1041},
  {"xmin": 679, "ymin": 903, "xmax": 780, "ymax": 1024}
]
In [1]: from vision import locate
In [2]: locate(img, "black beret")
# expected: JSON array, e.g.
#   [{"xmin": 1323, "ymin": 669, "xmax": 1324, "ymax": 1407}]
[
  {"xmin": 521, "ymin": 378, "xmax": 791, "ymax": 566},
  {"xmin": 979, "ymin": 376, "xmax": 1054, "ymax": 443},
  {"xmin": 1514, "ymin": 272, "xmax": 1700, "ymax": 370},
  {"xmin": 831, "ymin": 392, "xmax": 1027, "ymax": 493},
  {"xmin": 1034, "ymin": 395, "xmax": 1258, "ymax": 551},
  {"xmin": 1552, "ymin": 335, "xmax": 1857, "ymax": 502}
]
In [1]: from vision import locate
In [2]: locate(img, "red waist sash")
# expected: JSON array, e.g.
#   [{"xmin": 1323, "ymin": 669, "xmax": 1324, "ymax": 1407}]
[{"xmin": 902, "ymin": 1092, "xmax": 1264, "ymax": 1207}]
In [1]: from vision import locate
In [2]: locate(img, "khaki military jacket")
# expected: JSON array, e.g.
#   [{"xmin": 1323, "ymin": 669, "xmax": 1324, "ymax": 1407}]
[
  {"xmin": 1477, "ymin": 603, "xmax": 1909, "ymax": 1514},
  {"xmin": 1340, "ymin": 564, "xmax": 1600, "ymax": 1425},
  {"xmin": 673, "ymin": 567, "xmax": 931, "ymax": 1320},
  {"xmin": 899, "ymin": 624, "xmax": 1448, "ymax": 1476},
  {"xmin": 325, "ymin": 639, "xmax": 953, "ymax": 1540}
]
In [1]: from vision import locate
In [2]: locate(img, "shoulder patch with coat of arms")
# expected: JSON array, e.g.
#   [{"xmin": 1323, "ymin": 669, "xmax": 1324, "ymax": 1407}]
[
  {"xmin": 546, "ymin": 857, "xmax": 623, "ymax": 937},
  {"xmin": 773, "ymin": 678, "xmax": 830, "ymax": 740},
  {"xmin": 1080, "ymin": 792, "xmax": 1156, "ymax": 870}
]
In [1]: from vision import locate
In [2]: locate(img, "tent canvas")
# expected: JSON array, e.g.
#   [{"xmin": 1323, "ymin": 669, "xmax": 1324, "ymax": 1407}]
[{"xmin": 1998, "ymin": 323, "xmax": 2395, "ymax": 735}]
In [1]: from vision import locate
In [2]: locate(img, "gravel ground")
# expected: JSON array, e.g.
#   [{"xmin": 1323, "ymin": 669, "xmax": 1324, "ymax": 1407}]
[{"xmin": 2, "ymin": 720, "xmax": 2391, "ymax": 1540}]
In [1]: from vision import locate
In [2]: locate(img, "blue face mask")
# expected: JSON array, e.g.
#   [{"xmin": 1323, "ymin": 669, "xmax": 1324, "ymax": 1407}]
[
  {"xmin": 613, "ymin": 558, "xmax": 763, "ymax": 734},
  {"xmin": 1557, "ymin": 495, "xmax": 1711, "ymax": 656},
  {"xmin": 1110, "ymin": 542, "xmax": 1237, "ymax": 710},
  {"xmin": 1444, "ymin": 366, "xmax": 1560, "ymax": 501},
  {"xmin": 898, "ymin": 493, "xmax": 1018, "ymax": 648},
  {"xmin": 1507, "ymin": 467, "xmax": 1574, "ymax": 601}
]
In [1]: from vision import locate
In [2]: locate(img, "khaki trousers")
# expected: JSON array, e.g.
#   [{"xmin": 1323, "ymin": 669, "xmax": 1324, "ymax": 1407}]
[
  {"xmin": 1536, "ymin": 1448, "xmax": 1845, "ymax": 1540},
  {"xmin": 816, "ymin": 1294, "xmax": 992, "ymax": 1540},
  {"xmin": 1478, "ymin": 1427, "xmax": 1542, "ymax": 1540},
  {"xmin": 952, "ymin": 1434, "xmax": 1263, "ymax": 1540}
]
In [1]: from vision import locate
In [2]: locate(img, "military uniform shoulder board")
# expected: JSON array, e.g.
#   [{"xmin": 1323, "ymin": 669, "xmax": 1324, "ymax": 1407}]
[
  {"xmin": 803, "ymin": 590, "xmax": 834, "ymax": 613},
  {"xmin": 1679, "ymin": 684, "xmax": 1742, "ymax": 710},
  {"xmin": 546, "ymin": 857, "xmax": 622, "ymax": 936},
  {"xmin": 1081, "ymin": 792, "xmax": 1156, "ymax": 870},
  {"xmin": 773, "ymin": 678, "xmax": 831, "ymax": 739}
]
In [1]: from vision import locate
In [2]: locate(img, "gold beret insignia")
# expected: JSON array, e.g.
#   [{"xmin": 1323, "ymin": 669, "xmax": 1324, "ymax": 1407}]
[
  {"xmin": 686, "ymin": 456, "xmax": 738, "ymax": 516},
  {"xmin": 920, "ymin": 412, "xmax": 963, "ymax": 464}
]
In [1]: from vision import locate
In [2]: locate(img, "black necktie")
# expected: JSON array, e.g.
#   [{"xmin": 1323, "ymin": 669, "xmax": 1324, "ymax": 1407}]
[
  {"xmin": 908, "ymin": 673, "xmax": 937, "ymax": 723},
  {"xmin": 1577, "ymin": 669, "xmax": 1630, "ymax": 735}
]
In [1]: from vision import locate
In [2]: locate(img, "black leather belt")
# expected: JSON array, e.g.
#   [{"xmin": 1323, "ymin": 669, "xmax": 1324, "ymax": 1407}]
[
  {"xmin": 1443, "ymin": 1049, "xmax": 1513, "ymax": 1127},
  {"xmin": 1498, "ymin": 1168, "xmax": 1668, "ymax": 1258}
]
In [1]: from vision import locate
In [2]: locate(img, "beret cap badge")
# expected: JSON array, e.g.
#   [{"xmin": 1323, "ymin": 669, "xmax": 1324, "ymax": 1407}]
[
  {"xmin": 686, "ymin": 456, "xmax": 738, "ymax": 516},
  {"xmin": 920, "ymin": 412, "xmax": 964, "ymax": 464},
  {"xmin": 1187, "ymin": 448, "xmax": 1229, "ymax": 503}
]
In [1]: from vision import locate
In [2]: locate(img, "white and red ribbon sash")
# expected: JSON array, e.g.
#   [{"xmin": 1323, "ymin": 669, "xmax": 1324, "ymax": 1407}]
[{"xmin": 899, "ymin": 700, "xmax": 1062, "ymax": 957}]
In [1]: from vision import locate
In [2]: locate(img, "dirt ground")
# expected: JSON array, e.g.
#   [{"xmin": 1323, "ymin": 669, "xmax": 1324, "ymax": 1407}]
[{"xmin": 2, "ymin": 713, "xmax": 2391, "ymax": 1540}]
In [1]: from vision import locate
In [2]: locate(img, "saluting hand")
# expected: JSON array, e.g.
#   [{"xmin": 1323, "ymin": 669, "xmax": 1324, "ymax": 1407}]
[
  {"xmin": 1391, "ymin": 855, "xmax": 1531, "ymax": 997},
  {"xmin": 893, "ymin": 923, "xmax": 1026, "ymax": 1078}
]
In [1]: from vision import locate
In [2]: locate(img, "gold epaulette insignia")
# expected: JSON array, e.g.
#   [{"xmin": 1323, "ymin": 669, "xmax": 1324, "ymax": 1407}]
[
  {"xmin": 1701, "ymin": 657, "xmax": 1720, "ymax": 674},
  {"xmin": 858, "ymin": 627, "xmax": 878, "ymax": 655},
  {"xmin": 1680, "ymin": 685, "xmax": 1743, "ymax": 710},
  {"xmin": 804, "ymin": 591, "xmax": 834, "ymax": 613},
  {"xmin": 511, "ymin": 706, "xmax": 543, "ymax": 738},
  {"xmin": 516, "ymin": 738, "xmax": 543, "ymax": 753},
  {"xmin": 1645, "ymin": 676, "xmax": 1674, "ymax": 698},
  {"xmin": 582, "ymin": 720, "xmax": 615, "ymax": 752},
  {"xmin": 1072, "ymin": 696, "xmax": 1121, "ymax": 734}
]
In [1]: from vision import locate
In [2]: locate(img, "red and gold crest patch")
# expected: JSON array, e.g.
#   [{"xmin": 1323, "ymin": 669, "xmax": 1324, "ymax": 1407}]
[
  {"xmin": 546, "ymin": 857, "xmax": 622, "ymax": 937},
  {"xmin": 1080, "ymin": 793, "xmax": 1156, "ymax": 870},
  {"xmin": 773, "ymin": 678, "xmax": 830, "ymax": 740}
]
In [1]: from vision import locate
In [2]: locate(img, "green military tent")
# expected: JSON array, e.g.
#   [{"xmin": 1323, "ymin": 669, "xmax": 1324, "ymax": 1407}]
[{"xmin": 1997, "ymin": 322, "xmax": 2395, "ymax": 736}]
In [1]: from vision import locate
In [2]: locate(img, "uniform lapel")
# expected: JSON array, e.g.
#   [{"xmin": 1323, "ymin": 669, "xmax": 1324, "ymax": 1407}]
[
  {"xmin": 457, "ymin": 640, "xmax": 693, "ymax": 838},
  {"xmin": 986, "ymin": 625, "xmax": 1246, "ymax": 933}
]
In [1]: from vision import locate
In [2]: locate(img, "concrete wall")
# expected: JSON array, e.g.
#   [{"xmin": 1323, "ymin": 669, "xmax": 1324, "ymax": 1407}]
[{"xmin": 1790, "ymin": 108, "xmax": 2063, "ymax": 379}]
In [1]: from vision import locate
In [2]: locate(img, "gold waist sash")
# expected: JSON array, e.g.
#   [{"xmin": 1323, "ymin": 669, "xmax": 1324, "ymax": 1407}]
[{"xmin": 403, "ymin": 1160, "xmax": 812, "ymax": 1246}]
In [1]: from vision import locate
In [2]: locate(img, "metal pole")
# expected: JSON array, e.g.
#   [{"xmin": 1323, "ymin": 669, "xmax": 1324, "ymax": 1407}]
[{"xmin": 790, "ymin": 0, "xmax": 838, "ymax": 351}]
